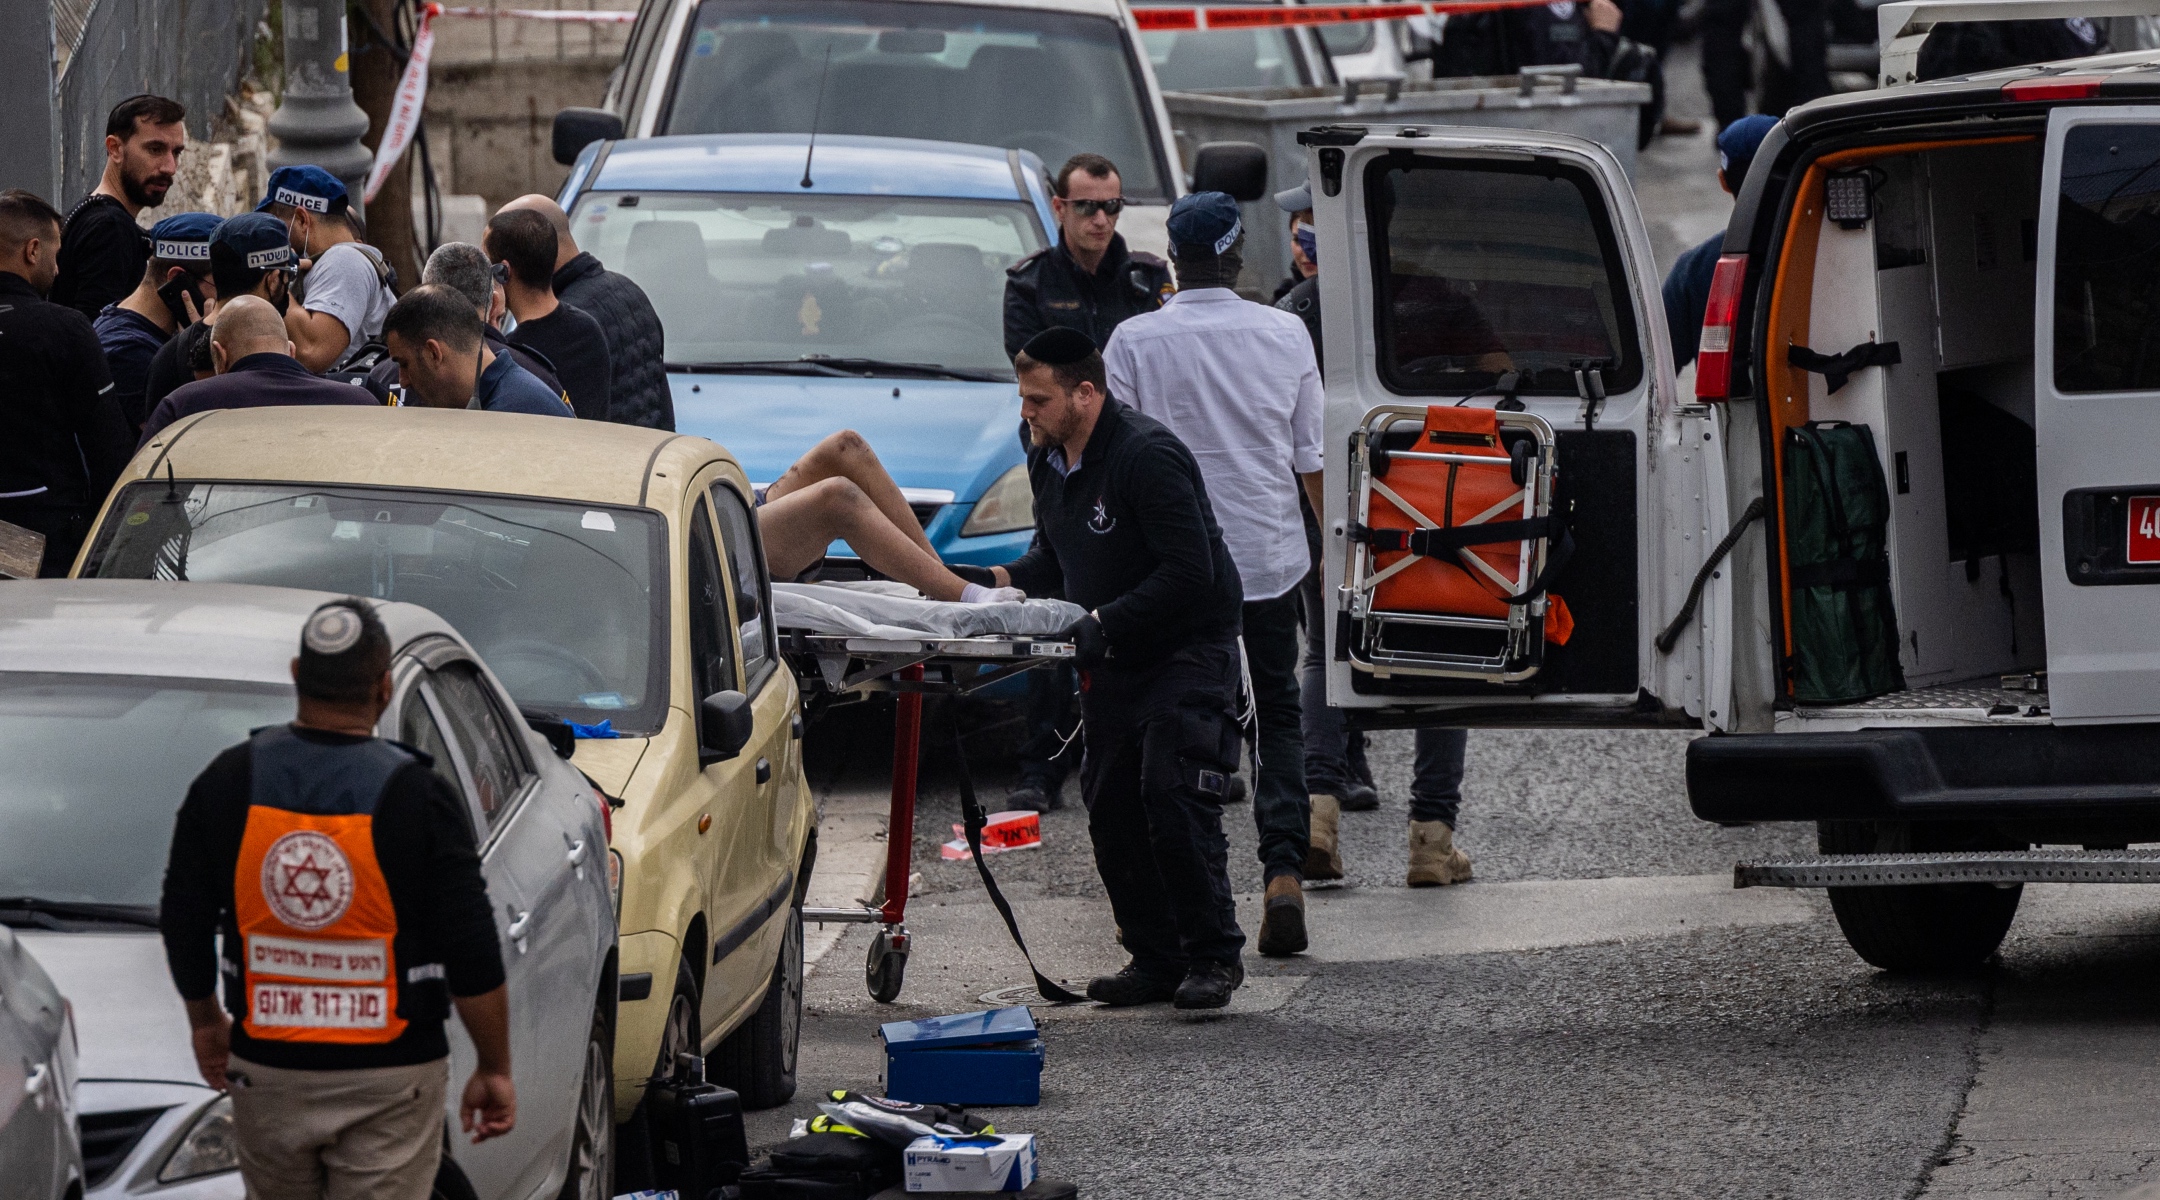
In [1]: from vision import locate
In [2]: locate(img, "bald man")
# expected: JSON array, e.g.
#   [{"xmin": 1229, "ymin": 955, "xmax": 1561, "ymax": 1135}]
[
  {"xmin": 499, "ymin": 193, "xmax": 672, "ymax": 430},
  {"xmin": 139, "ymin": 295, "xmax": 376, "ymax": 444}
]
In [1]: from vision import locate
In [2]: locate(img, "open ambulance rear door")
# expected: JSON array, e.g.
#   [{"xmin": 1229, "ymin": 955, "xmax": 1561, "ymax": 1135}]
[
  {"xmin": 2035, "ymin": 106, "xmax": 2160, "ymax": 723},
  {"xmin": 1308, "ymin": 126, "xmax": 1725, "ymax": 729}
]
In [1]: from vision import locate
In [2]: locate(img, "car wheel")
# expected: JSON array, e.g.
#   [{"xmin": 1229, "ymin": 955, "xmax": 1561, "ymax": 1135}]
[
  {"xmin": 613, "ymin": 957, "xmax": 700, "ymax": 1191},
  {"xmin": 712, "ymin": 903, "xmax": 802, "ymax": 1109},
  {"xmin": 1819, "ymin": 820, "xmax": 2024, "ymax": 973},
  {"xmin": 558, "ymin": 1004, "xmax": 614, "ymax": 1200}
]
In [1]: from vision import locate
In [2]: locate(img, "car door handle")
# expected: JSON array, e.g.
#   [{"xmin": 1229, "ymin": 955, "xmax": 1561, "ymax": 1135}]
[
  {"xmin": 756, "ymin": 757, "xmax": 772, "ymax": 785},
  {"xmin": 565, "ymin": 839, "xmax": 587, "ymax": 867},
  {"xmin": 506, "ymin": 910, "xmax": 533, "ymax": 939},
  {"xmin": 791, "ymin": 714, "xmax": 803, "ymax": 740},
  {"xmin": 23, "ymin": 1063, "xmax": 47, "ymax": 1099}
]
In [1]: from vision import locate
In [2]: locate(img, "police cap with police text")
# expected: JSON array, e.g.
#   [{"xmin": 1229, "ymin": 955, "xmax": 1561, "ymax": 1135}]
[
  {"xmin": 149, "ymin": 212, "xmax": 220, "ymax": 263},
  {"xmin": 1020, "ymin": 326, "xmax": 1097, "ymax": 366},
  {"xmin": 1167, "ymin": 191, "xmax": 1243, "ymax": 257},
  {"xmin": 256, "ymin": 164, "xmax": 351, "ymax": 216},
  {"xmin": 212, "ymin": 212, "xmax": 297, "ymax": 272}
]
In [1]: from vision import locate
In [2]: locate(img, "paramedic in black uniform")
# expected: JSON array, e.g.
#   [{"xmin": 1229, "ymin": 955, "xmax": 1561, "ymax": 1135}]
[
  {"xmin": 975, "ymin": 326, "xmax": 1248, "ymax": 1010},
  {"xmin": 998, "ymin": 153, "xmax": 1174, "ymax": 816}
]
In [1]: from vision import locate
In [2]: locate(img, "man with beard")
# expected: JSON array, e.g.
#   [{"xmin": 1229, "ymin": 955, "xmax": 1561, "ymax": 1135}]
[{"xmin": 53, "ymin": 95, "xmax": 187, "ymax": 321}]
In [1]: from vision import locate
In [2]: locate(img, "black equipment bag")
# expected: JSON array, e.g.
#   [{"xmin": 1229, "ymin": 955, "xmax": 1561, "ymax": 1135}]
[
  {"xmin": 738, "ymin": 1132, "xmax": 900, "ymax": 1200},
  {"xmin": 1783, "ymin": 421, "xmax": 1906, "ymax": 703},
  {"xmin": 646, "ymin": 1053, "xmax": 751, "ymax": 1195}
]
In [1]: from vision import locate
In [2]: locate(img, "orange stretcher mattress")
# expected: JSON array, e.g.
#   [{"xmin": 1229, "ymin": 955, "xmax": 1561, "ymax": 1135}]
[{"xmin": 1365, "ymin": 406, "xmax": 1573, "ymax": 645}]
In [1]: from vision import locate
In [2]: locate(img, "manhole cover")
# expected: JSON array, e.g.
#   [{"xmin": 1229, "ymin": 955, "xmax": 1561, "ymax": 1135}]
[{"xmin": 977, "ymin": 984, "xmax": 1083, "ymax": 1008}]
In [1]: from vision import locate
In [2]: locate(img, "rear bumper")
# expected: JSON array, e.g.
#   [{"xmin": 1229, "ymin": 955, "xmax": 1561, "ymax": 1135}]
[{"xmin": 1687, "ymin": 724, "xmax": 2160, "ymax": 823}]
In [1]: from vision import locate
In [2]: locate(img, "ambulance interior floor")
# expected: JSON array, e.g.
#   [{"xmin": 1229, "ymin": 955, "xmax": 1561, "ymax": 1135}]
[{"xmin": 773, "ymin": 700, "xmax": 2160, "ymax": 1199}]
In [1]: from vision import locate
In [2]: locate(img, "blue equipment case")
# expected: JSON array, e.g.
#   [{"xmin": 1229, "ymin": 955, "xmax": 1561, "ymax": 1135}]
[{"xmin": 881, "ymin": 1007, "xmax": 1044, "ymax": 1106}]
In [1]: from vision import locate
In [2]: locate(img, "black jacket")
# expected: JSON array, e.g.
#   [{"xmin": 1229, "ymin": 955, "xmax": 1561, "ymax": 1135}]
[
  {"xmin": 363, "ymin": 323, "xmax": 562, "ymax": 406},
  {"xmin": 159, "ymin": 729, "xmax": 504, "ymax": 1070},
  {"xmin": 51, "ymin": 193, "xmax": 150, "ymax": 322},
  {"xmin": 1002, "ymin": 402, "xmax": 1242, "ymax": 661},
  {"xmin": 141, "ymin": 353, "xmax": 378, "ymax": 445},
  {"xmin": 509, "ymin": 302, "xmax": 612, "ymax": 421},
  {"xmin": 1275, "ymin": 276, "xmax": 1324, "ymax": 374},
  {"xmin": 0, "ymin": 272, "xmax": 131, "ymax": 511},
  {"xmin": 1003, "ymin": 234, "xmax": 1173, "ymax": 356},
  {"xmin": 554, "ymin": 252, "xmax": 674, "ymax": 430}
]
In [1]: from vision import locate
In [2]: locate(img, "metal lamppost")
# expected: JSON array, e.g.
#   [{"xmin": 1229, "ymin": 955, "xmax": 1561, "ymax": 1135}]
[{"xmin": 266, "ymin": 0, "xmax": 373, "ymax": 199}]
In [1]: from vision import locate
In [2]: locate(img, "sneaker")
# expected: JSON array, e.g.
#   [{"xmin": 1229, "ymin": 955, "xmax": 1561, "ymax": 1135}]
[
  {"xmin": 1173, "ymin": 959, "xmax": 1245, "ymax": 1010},
  {"xmin": 1338, "ymin": 782, "xmax": 1380, "ymax": 812},
  {"xmin": 1006, "ymin": 783, "xmax": 1052, "ymax": 813},
  {"xmin": 1407, "ymin": 820, "xmax": 1474, "ymax": 887},
  {"xmin": 1085, "ymin": 962, "xmax": 1181, "ymax": 1007},
  {"xmin": 1257, "ymin": 874, "xmax": 1307, "ymax": 957}
]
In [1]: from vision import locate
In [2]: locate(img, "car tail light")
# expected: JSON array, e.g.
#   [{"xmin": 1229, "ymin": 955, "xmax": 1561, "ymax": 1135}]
[
  {"xmin": 1695, "ymin": 253, "xmax": 1749, "ymax": 401},
  {"xmin": 2002, "ymin": 76, "xmax": 2104, "ymax": 102},
  {"xmin": 595, "ymin": 788, "xmax": 613, "ymax": 843}
]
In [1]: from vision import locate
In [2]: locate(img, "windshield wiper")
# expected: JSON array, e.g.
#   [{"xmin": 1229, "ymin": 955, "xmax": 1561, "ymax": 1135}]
[
  {"xmin": 0, "ymin": 896, "xmax": 160, "ymax": 929},
  {"xmin": 669, "ymin": 357, "xmax": 1008, "ymax": 383}
]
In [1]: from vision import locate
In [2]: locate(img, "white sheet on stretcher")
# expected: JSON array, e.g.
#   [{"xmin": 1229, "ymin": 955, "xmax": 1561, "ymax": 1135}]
[{"xmin": 771, "ymin": 580, "xmax": 1084, "ymax": 640}]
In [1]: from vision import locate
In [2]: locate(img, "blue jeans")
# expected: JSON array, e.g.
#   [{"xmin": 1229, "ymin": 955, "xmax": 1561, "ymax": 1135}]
[{"xmin": 1297, "ymin": 559, "xmax": 1469, "ymax": 827}]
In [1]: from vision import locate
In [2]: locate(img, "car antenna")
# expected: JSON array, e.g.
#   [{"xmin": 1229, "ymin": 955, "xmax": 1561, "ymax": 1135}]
[{"xmin": 800, "ymin": 44, "xmax": 835, "ymax": 189}]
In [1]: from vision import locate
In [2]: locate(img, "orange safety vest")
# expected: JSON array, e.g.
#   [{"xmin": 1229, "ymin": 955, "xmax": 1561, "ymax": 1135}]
[{"xmin": 231, "ymin": 726, "xmax": 418, "ymax": 1046}]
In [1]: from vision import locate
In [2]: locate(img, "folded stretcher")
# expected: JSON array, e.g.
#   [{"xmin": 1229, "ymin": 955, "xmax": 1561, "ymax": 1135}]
[{"xmin": 1342, "ymin": 404, "xmax": 1574, "ymax": 683}]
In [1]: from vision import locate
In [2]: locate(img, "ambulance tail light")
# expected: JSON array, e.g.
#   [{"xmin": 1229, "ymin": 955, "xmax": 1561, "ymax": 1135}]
[
  {"xmin": 2001, "ymin": 76, "xmax": 2103, "ymax": 102},
  {"xmin": 1695, "ymin": 253, "xmax": 1748, "ymax": 401}
]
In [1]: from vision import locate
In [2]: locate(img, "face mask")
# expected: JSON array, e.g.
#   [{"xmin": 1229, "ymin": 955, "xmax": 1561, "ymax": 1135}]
[{"xmin": 1294, "ymin": 224, "xmax": 1318, "ymax": 267}]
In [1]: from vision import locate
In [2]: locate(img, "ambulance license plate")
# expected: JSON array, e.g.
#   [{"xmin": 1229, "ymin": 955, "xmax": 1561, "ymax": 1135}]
[{"xmin": 2129, "ymin": 496, "xmax": 2160, "ymax": 565}]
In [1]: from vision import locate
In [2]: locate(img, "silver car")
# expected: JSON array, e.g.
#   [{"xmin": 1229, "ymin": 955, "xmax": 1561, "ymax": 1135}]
[
  {"xmin": 0, "ymin": 581, "xmax": 618, "ymax": 1200},
  {"xmin": 0, "ymin": 926, "xmax": 82, "ymax": 1200}
]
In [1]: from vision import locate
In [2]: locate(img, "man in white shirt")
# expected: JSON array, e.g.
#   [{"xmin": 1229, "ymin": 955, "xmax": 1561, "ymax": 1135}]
[
  {"xmin": 1103, "ymin": 192, "xmax": 1326, "ymax": 959},
  {"xmin": 257, "ymin": 166, "xmax": 395, "ymax": 373}
]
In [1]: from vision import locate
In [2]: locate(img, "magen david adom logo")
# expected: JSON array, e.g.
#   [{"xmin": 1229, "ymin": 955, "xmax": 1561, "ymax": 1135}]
[{"xmin": 261, "ymin": 830, "xmax": 355, "ymax": 930}]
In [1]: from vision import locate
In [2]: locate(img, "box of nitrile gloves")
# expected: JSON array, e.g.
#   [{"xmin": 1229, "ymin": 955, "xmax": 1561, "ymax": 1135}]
[
  {"xmin": 881, "ymin": 1008, "xmax": 1043, "ymax": 1106},
  {"xmin": 902, "ymin": 1134, "xmax": 1038, "ymax": 1192}
]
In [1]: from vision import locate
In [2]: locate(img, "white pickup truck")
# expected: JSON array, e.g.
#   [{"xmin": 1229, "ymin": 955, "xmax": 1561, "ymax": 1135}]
[{"xmin": 1310, "ymin": 0, "xmax": 2160, "ymax": 973}]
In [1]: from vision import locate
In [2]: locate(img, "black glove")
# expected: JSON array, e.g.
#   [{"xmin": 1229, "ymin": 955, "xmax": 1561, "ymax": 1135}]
[
  {"xmin": 1063, "ymin": 613, "xmax": 1108, "ymax": 668},
  {"xmin": 948, "ymin": 563, "xmax": 998, "ymax": 587}
]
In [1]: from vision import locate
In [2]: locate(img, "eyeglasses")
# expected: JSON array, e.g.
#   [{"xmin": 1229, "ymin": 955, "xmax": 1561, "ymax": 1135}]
[{"xmin": 1064, "ymin": 197, "xmax": 1127, "ymax": 218}]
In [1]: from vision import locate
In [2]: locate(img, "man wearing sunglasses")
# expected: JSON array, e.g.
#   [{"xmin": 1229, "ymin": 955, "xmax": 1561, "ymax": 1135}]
[{"xmin": 999, "ymin": 153, "xmax": 1175, "ymax": 816}]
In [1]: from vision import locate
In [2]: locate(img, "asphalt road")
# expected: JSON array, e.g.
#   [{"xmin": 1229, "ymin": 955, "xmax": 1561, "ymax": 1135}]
[{"xmin": 756, "ymin": 47, "xmax": 2160, "ymax": 1199}]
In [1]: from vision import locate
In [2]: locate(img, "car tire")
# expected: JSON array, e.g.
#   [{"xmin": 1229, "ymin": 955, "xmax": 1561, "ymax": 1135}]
[
  {"xmin": 712, "ymin": 903, "xmax": 802, "ymax": 1109},
  {"xmin": 1819, "ymin": 820, "xmax": 2023, "ymax": 973},
  {"xmin": 613, "ymin": 956, "xmax": 700, "ymax": 1191},
  {"xmin": 558, "ymin": 1003, "xmax": 614, "ymax": 1200}
]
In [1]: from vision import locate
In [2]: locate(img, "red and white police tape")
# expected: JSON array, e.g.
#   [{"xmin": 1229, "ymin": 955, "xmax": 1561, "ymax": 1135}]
[{"xmin": 360, "ymin": 0, "xmax": 1562, "ymax": 202}]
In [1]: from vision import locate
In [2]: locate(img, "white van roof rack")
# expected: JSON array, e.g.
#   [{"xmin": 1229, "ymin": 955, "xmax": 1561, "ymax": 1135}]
[{"xmin": 1878, "ymin": 0, "xmax": 2160, "ymax": 86}]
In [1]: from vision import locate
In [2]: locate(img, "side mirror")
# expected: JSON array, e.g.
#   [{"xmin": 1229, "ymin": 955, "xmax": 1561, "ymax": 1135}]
[
  {"xmin": 552, "ymin": 108, "xmax": 625, "ymax": 166},
  {"xmin": 1190, "ymin": 142, "xmax": 1269, "ymax": 202},
  {"xmin": 698, "ymin": 690, "xmax": 754, "ymax": 767}
]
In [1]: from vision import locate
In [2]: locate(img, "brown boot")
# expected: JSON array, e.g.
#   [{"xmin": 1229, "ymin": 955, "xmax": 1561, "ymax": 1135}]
[
  {"xmin": 1303, "ymin": 793, "xmax": 1344, "ymax": 881},
  {"xmin": 1257, "ymin": 875, "xmax": 1308, "ymax": 957},
  {"xmin": 1407, "ymin": 820, "xmax": 1473, "ymax": 887}
]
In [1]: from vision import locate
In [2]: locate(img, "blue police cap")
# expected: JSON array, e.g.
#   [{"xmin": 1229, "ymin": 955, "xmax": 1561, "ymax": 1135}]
[
  {"xmin": 149, "ymin": 212, "xmax": 220, "ymax": 263},
  {"xmin": 213, "ymin": 212, "xmax": 297, "ymax": 272},
  {"xmin": 1167, "ymin": 191, "xmax": 1243, "ymax": 256},
  {"xmin": 1718, "ymin": 115, "xmax": 1778, "ymax": 186},
  {"xmin": 256, "ymin": 164, "xmax": 350, "ymax": 215}
]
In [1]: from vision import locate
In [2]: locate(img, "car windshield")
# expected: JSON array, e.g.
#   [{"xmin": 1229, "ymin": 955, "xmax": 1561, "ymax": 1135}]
[
  {"xmin": 82, "ymin": 483, "xmax": 671, "ymax": 733},
  {"xmin": 663, "ymin": 0, "xmax": 1166, "ymax": 199},
  {"xmin": 577, "ymin": 190, "xmax": 1044, "ymax": 374},
  {"xmin": 1141, "ymin": 20, "xmax": 1309, "ymax": 90},
  {"xmin": 0, "ymin": 673, "xmax": 292, "ymax": 914}
]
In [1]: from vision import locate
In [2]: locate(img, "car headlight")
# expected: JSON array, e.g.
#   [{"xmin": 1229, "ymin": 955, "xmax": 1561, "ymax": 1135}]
[
  {"xmin": 608, "ymin": 848, "xmax": 624, "ymax": 916},
  {"xmin": 160, "ymin": 1094, "xmax": 238, "ymax": 1182},
  {"xmin": 961, "ymin": 465, "xmax": 1034, "ymax": 537}
]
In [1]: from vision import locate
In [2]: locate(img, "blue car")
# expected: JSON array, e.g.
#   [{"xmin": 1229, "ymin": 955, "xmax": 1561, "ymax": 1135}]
[{"xmin": 556, "ymin": 133, "xmax": 1057, "ymax": 570}]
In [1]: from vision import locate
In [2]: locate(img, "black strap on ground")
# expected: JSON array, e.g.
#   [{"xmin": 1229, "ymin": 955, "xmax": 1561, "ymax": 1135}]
[
  {"xmin": 949, "ymin": 715, "xmax": 1086, "ymax": 1003},
  {"xmin": 1656, "ymin": 496, "xmax": 1766, "ymax": 655},
  {"xmin": 1787, "ymin": 340, "xmax": 1901, "ymax": 394}
]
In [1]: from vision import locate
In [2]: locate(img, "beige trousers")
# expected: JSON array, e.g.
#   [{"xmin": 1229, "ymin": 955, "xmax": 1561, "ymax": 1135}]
[{"xmin": 228, "ymin": 1055, "xmax": 449, "ymax": 1200}]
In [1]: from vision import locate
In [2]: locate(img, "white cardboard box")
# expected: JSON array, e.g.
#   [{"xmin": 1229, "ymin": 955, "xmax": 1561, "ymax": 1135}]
[{"xmin": 902, "ymin": 1134, "xmax": 1038, "ymax": 1192}]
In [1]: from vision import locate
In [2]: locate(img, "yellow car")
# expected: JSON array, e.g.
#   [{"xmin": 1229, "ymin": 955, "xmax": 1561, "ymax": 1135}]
[{"xmin": 74, "ymin": 406, "xmax": 815, "ymax": 1155}]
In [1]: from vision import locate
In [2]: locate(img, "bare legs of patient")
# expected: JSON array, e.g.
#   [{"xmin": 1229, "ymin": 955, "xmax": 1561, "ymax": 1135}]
[{"xmin": 757, "ymin": 430, "xmax": 974, "ymax": 601}]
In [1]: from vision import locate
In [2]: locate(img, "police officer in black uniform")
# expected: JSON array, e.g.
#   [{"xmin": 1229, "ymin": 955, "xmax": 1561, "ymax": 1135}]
[
  {"xmin": 0, "ymin": 190, "xmax": 133, "ymax": 576},
  {"xmin": 999, "ymin": 153, "xmax": 1174, "ymax": 815},
  {"xmin": 976, "ymin": 327, "xmax": 1247, "ymax": 1009}
]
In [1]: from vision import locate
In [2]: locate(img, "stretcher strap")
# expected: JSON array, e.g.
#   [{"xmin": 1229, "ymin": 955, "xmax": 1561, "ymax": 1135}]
[
  {"xmin": 1787, "ymin": 340, "xmax": 1901, "ymax": 395},
  {"xmin": 1352, "ymin": 516, "xmax": 1563, "ymax": 556},
  {"xmin": 949, "ymin": 715, "xmax": 1086, "ymax": 1004}
]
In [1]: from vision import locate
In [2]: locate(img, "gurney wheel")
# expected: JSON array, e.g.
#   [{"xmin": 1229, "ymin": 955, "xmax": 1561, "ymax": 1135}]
[{"xmin": 866, "ymin": 928, "xmax": 908, "ymax": 1003}]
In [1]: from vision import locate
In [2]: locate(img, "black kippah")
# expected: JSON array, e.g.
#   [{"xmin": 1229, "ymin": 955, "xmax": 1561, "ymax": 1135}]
[{"xmin": 1020, "ymin": 326, "xmax": 1097, "ymax": 366}]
